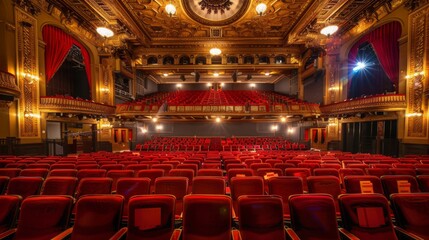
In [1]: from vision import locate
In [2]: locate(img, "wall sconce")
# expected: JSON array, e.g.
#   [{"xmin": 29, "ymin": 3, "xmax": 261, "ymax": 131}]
[
  {"xmin": 406, "ymin": 111, "xmax": 423, "ymax": 117},
  {"xmin": 24, "ymin": 111, "xmax": 40, "ymax": 118},
  {"xmin": 165, "ymin": 3, "xmax": 176, "ymax": 16},
  {"xmin": 100, "ymin": 87, "xmax": 110, "ymax": 93},
  {"xmin": 256, "ymin": 3, "xmax": 267, "ymax": 16},
  {"xmin": 152, "ymin": 117, "xmax": 158, "ymax": 123},
  {"xmin": 215, "ymin": 117, "xmax": 221, "ymax": 123},
  {"xmin": 22, "ymin": 72, "xmax": 39, "ymax": 84},
  {"xmin": 280, "ymin": 117, "xmax": 286, "ymax": 122},
  {"xmin": 209, "ymin": 47, "xmax": 222, "ymax": 56},
  {"xmin": 405, "ymin": 71, "xmax": 425, "ymax": 79},
  {"xmin": 155, "ymin": 124, "xmax": 163, "ymax": 130}
]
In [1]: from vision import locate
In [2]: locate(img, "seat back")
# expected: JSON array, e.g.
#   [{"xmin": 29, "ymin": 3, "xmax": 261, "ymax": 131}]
[
  {"xmin": 344, "ymin": 175, "xmax": 384, "ymax": 194},
  {"xmin": 151, "ymin": 164, "xmax": 174, "ymax": 175},
  {"xmin": 116, "ymin": 177, "xmax": 151, "ymax": 217},
  {"xmin": 41, "ymin": 177, "xmax": 78, "ymax": 196},
  {"xmin": 238, "ymin": 195, "xmax": 285, "ymax": 240},
  {"xmin": 76, "ymin": 169, "xmax": 106, "ymax": 180},
  {"xmin": 390, "ymin": 193, "xmax": 429, "ymax": 239},
  {"xmin": 417, "ymin": 175, "xmax": 429, "ymax": 192},
  {"xmin": 47, "ymin": 169, "xmax": 78, "ymax": 177},
  {"xmin": 197, "ymin": 169, "xmax": 223, "ymax": 176},
  {"xmin": 154, "ymin": 177, "xmax": 188, "ymax": 216},
  {"xmin": 284, "ymin": 168, "xmax": 311, "ymax": 191},
  {"xmin": 230, "ymin": 176, "xmax": 264, "ymax": 214},
  {"xmin": 227, "ymin": 168, "xmax": 253, "ymax": 183},
  {"xmin": 6, "ymin": 177, "xmax": 44, "ymax": 199},
  {"xmin": 307, "ymin": 176, "xmax": 341, "ymax": 213},
  {"xmin": 313, "ymin": 168, "xmax": 339, "ymax": 177},
  {"xmin": 380, "ymin": 175, "xmax": 420, "ymax": 198},
  {"xmin": 75, "ymin": 177, "xmax": 113, "ymax": 199},
  {"xmin": 0, "ymin": 195, "xmax": 21, "ymax": 233},
  {"xmin": 126, "ymin": 195, "xmax": 176, "ymax": 240},
  {"xmin": 0, "ymin": 176, "xmax": 9, "ymax": 194},
  {"xmin": 289, "ymin": 194, "xmax": 340, "ymax": 240},
  {"xmin": 339, "ymin": 193, "xmax": 398, "ymax": 240},
  {"xmin": 267, "ymin": 176, "xmax": 303, "ymax": 218},
  {"xmin": 136, "ymin": 169, "xmax": 165, "ymax": 193},
  {"xmin": 0, "ymin": 168, "xmax": 22, "ymax": 178},
  {"xmin": 19, "ymin": 168, "xmax": 49, "ymax": 178},
  {"xmin": 14, "ymin": 195, "xmax": 73, "ymax": 239},
  {"xmin": 182, "ymin": 195, "xmax": 232, "ymax": 240},
  {"xmin": 106, "ymin": 170, "xmax": 135, "ymax": 192},
  {"xmin": 71, "ymin": 195, "xmax": 124, "ymax": 240},
  {"xmin": 192, "ymin": 176, "xmax": 226, "ymax": 194}
]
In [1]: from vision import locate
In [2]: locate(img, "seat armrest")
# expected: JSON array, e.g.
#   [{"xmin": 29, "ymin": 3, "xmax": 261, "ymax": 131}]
[
  {"xmin": 285, "ymin": 228, "xmax": 300, "ymax": 240},
  {"xmin": 231, "ymin": 229, "xmax": 242, "ymax": 240},
  {"xmin": 338, "ymin": 228, "xmax": 360, "ymax": 240},
  {"xmin": 170, "ymin": 229, "xmax": 182, "ymax": 240},
  {"xmin": 0, "ymin": 228, "xmax": 17, "ymax": 239},
  {"xmin": 51, "ymin": 227, "xmax": 73, "ymax": 240},
  {"xmin": 394, "ymin": 226, "xmax": 425, "ymax": 240},
  {"xmin": 109, "ymin": 227, "xmax": 128, "ymax": 240}
]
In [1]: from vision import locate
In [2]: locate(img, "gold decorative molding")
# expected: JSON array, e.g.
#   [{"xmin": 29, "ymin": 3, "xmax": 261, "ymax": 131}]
[
  {"xmin": 16, "ymin": 7, "xmax": 40, "ymax": 138},
  {"xmin": 0, "ymin": 71, "xmax": 20, "ymax": 97},
  {"xmin": 39, "ymin": 97, "xmax": 116, "ymax": 115},
  {"xmin": 406, "ymin": 5, "xmax": 429, "ymax": 139},
  {"xmin": 320, "ymin": 94, "xmax": 407, "ymax": 115}
]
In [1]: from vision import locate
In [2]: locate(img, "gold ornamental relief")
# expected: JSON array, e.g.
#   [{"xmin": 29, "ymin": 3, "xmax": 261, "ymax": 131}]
[
  {"xmin": 406, "ymin": 5, "xmax": 429, "ymax": 138},
  {"xmin": 182, "ymin": 0, "xmax": 250, "ymax": 26},
  {"xmin": 16, "ymin": 7, "xmax": 40, "ymax": 138}
]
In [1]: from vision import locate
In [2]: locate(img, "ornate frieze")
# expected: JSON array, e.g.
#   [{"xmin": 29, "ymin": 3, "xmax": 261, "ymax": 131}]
[{"xmin": 0, "ymin": 71, "xmax": 20, "ymax": 97}]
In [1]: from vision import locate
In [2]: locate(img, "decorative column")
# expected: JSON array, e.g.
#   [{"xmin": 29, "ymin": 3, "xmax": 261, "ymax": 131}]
[
  {"xmin": 405, "ymin": 5, "xmax": 429, "ymax": 140},
  {"xmin": 16, "ymin": 7, "xmax": 40, "ymax": 139}
]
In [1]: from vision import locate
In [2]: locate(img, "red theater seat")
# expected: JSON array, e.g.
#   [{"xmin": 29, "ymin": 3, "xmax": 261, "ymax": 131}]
[
  {"xmin": 339, "ymin": 193, "xmax": 398, "ymax": 240},
  {"xmin": 268, "ymin": 176, "xmax": 303, "ymax": 219},
  {"xmin": 0, "ymin": 195, "xmax": 73, "ymax": 239},
  {"xmin": 180, "ymin": 195, "xmax": 239, "ymax": 240},
  {"xmin": 52, "ymin": 195, "xmax": 126, "ymax": 240},
  {"xmin": 344, "ymin": 175, "xmax": 384, "ymax": 194},
  {"xmin": 5, "ymin": 177, "xmax": 44, "ymax": 199},
  {"xmin": 237, "ymin": 195, "xmax": 285, "ymax": 240},
  {"xmin": 125, "ymin": 195, "xmax": 179, "ymax": 240},
  {"xmin": 154, "ymin": 177, "xmax": 188, "ymax": 218},
  {"xmin": 41, "ymin": 177, "xmax": 78, "ymax": 196},
  {"xmin": 116, "ymin": 177, "xmax": 151, "ymax": 220},
  {"xmin": 390, "ymin": 193, "xmax": 429, "ymax": 239},
  {"xmin": 192, "ymin": 176, "xmax": 225, "ymax": 194},
  {"xmin": 0, "ymin": 195, "xmax": 21, "ymax": 235},
  {"xmin": 288, "ymin": 194, "xmax": 342, "ymax": 240},
  {"xmin": 230, "ymin": 176, "xmax": 264, "ymax": 215}
]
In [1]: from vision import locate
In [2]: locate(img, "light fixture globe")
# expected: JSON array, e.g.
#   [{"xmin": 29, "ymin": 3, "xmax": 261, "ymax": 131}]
[
  {"xmin": 210, "ymin": 47, "xmax": 222, "ymax": 55},
  {"xmin": 320, "ymin": 25, "xmax": 339, "ymax": 36},
  {"xmin": 256, "ymin": 3, "xmax": 267, "ymax": 15},
  {"xmin": 165, "ymin": 4, "xmax": 176, "ymax": 16},
  {"xmin": 96, "ymin": 27, "xmax": 114, "ymax": 38}
]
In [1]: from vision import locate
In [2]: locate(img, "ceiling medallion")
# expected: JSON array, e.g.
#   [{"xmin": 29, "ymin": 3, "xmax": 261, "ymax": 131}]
[
  {"xmin": 182, "ymin": 0, "xmax": 250, "ymax": 26},
  {"xmin": 199, "ymin": 0, "xmax": 233, "ymax": 14}
]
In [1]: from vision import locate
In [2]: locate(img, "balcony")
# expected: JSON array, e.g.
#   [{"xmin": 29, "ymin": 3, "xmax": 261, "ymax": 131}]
[
  {"xmin": 0, "ymin": 71, "xmax": 20, "ymax": 98},
  {"xmin": 39, "ymin": 96, "xmax": 116, "ymax": 115},
  {"xmin": 320, "ymin": 94, "xmax": 406, "ymax": 116}
]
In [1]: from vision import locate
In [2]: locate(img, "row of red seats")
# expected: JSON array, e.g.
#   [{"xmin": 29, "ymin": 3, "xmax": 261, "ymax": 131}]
[{"xmin": 1, "ymin": 181, "xmax": 428, "ymax": 239}]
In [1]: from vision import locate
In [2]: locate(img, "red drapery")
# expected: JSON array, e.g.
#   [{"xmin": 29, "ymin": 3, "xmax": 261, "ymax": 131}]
[
  {"xmin": 348, "ymin": 21, "xmax": 401, "ymax": 91},
  {"xmin": 42, "ymin": 25, "xmax": 92, "ymax": 91}
]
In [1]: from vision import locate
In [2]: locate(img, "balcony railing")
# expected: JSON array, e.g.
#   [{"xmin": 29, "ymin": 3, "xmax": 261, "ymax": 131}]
[
  {"xmin": 320, "ymin": 94, "xmax": 406, "ymax": 115},
  {"xmin": 116, "ymin": 102, "xmax": 320, "ymax": 116},
  {"xmin": 40, "ymin": 96, "xmax": 116, "ymax": 115}
]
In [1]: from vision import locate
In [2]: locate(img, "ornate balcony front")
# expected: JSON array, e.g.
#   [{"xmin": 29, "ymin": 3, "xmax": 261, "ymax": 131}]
[
  {"xmin": 116, "ymin": 102, "xmax": 320, "ymax": 117},
  {"xmin": 320, "ymin": 94, "xmax": 406, "ymax": 116},
  {"xmin": 40, "ymin": 96, "xmax": 116, "ymax": 115},
  {"xmin": 0, "ymin": 71, "xmax": 20, "ymax": 98}
]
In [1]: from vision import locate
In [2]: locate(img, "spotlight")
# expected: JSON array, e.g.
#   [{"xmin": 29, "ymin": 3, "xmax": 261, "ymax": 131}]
[{"xmin": 353, "ymin": 62, "xmax": 366, "ymax": 71}]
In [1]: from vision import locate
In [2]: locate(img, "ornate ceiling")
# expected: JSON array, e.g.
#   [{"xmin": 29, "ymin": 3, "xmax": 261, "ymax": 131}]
[{"xmin": 47, "ymin": 0, "xmax": 394, "ymax": 84}]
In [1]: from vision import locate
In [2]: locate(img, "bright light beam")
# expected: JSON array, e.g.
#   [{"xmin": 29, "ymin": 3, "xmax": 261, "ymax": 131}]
[{"xmin": 353, "ymin": 62, "xmax": 366, "ymax": 72}]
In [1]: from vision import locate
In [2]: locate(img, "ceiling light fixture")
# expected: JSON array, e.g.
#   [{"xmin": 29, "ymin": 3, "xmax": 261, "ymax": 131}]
[
  {"xmin": 165, "ymin": 3, "xmax": 176, "ymax": 16},
  {"xmin": 320, "ymin": 25, "xmax": 339, "ymax": 36},
  {"xmin": 213, "ymin": 72, "xmax": 219, "ymax": 77},
  {"xmin": 210, "ymin": 47, "xmax": 222, "ymax": 55},
  {"xmin": 96, "ymin": 27, "xmax": 114, "ymax": 38},
  {"xmin": 256, "ymin": 3, "xmax": 267, "ymax": 16}
]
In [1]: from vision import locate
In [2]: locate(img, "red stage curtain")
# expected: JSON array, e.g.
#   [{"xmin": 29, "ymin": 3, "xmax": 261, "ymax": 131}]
[
  {"xmin": 348, "ymin": 21, "xmax": 401, "ymax": 91},
  {"xmin": 42, "ymin": 25, "xmax": 92, "ymax": 91}
]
